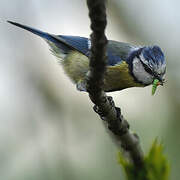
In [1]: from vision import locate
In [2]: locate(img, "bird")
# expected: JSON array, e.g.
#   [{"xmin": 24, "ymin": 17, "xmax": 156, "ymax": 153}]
[{"xmin": 7, "ymin": 21, "xmax": 166, "ymax": 94}]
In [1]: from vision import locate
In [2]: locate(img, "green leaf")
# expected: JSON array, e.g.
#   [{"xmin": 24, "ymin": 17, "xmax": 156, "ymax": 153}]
[{"xmin": 118, "ymin": 140, "xmax": 170, "ymax": 180}]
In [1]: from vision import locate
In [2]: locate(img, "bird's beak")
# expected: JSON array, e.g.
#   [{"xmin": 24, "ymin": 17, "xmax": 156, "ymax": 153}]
[{"xmin": 152, "ymin": 78, "xmax": 164, "ymax": 95}]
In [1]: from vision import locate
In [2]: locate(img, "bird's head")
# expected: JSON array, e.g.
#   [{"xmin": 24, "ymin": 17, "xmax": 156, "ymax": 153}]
[{"xmin": 131, "ymin": 45, "xmax": 166, "ymax": 93}]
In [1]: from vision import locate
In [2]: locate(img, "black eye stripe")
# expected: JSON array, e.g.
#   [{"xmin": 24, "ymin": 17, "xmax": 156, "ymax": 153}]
[
  {"xmin": 139, "ymin": 59, "xmax": 154, "ymax": 75},
  {"xmin": 139, "ymin": 59, "xmax": 165, "ymax": 82}
]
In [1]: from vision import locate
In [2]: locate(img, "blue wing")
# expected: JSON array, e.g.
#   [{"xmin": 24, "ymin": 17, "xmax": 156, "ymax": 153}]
[
  {"xmin": 57, "ymin": 35, "xmax": 89, "ymax": 55},
  {"xmin": 8, "ymin": 21, "xmax": 127, "ymax": 66},
  {"xmin": 57, "ymin": 35, "xmax": 124, "ymax": 66}
]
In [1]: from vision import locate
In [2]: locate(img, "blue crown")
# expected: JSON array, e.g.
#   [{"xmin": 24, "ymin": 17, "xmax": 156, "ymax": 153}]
[{"xmin": 142, "ymin": 46, "xmax": 165, "ymax": 66}]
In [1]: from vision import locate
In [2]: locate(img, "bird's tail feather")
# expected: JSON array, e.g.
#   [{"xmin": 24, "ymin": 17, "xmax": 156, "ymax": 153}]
[
  {"xmin": 7, "ymin": 21, "xmax": 71, "ymax": 61},
  {"xmin": 7, "ymin": 21, "xmax": 61, "ymax": 45}
]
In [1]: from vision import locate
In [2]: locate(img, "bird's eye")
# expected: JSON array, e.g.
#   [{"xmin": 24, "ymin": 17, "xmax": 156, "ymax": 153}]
[
  {"xmin": 144, "ymin": 65, "xmax": 153, "ymax": 75},
  {"xmin": 140, "ymin": 60, "xmax": 154, "ymax": 75}
]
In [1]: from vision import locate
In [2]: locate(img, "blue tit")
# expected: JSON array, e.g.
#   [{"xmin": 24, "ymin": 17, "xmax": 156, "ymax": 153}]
[{"xmin": 8, "ymin": 21, "xmax": 166, "ymax": 93}]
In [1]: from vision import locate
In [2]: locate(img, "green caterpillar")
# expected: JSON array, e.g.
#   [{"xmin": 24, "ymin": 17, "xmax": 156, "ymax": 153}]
[{"xmin": 152, "ymin": 79, "xmax": 160, "ymax": 95}]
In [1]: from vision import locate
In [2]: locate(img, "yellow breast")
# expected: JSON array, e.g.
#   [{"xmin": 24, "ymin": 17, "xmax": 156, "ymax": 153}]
[
  {"xmin": 55, "ymin": 50, "xmax": 143, "ymax": 92},
  {"xmin": 104, "ymin": 61, "xmax": 143, "ymax": 92}
]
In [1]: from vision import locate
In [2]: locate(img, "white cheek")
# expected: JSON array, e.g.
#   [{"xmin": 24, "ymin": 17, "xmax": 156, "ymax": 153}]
[{"xmin": 132, "ymin": 57, "xmax": 153, "ymax": 84}]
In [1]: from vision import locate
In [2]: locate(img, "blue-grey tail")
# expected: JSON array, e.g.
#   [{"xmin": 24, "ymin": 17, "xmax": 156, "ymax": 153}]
[
  {"xmin": 8, "ymin": 21, "xmax": 48, "ymax": 38},
  {"xmin": 7, "ymin": 21, "xmax": 63, "ymax": 45},
  {"xmin": 7, "ymin": 21, "xmax": 73, "ymax": 57}
]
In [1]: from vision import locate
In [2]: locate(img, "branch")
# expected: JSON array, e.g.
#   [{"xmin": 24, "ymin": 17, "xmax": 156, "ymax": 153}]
[{"xmin": 86, "ymin": 0, "xmax": 144, "ymax": 167}]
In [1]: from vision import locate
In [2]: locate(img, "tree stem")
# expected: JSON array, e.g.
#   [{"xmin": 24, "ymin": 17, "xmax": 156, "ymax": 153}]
[{"xmin": 86, "ymin": 0, "xmax": 144, "ymax": 167}]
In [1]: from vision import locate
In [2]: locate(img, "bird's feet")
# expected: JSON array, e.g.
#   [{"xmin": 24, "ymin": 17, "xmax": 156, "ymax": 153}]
[{"xmin": 76, "ymin": 80, "xmax": 87, "ymax": 92}]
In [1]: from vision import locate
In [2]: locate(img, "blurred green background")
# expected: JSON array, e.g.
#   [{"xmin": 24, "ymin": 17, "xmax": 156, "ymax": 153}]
[{"xmin": 0, "ymin": 0, "xmax": 179, "ymax": 179}]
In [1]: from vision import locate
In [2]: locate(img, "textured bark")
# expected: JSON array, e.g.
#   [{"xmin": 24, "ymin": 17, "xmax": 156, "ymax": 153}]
[{"xmin": 86, "ymin": 0, "xmax": 144, "ymax": 167}]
